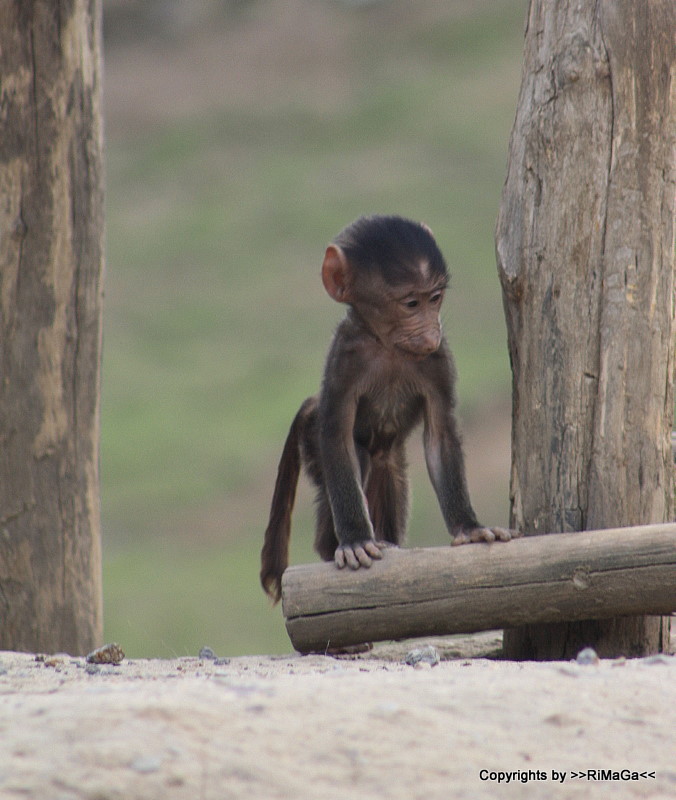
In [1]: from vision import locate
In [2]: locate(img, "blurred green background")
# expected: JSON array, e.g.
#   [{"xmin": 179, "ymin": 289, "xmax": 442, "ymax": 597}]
[{"xmin": 101, "ymin": 0, "xmax": 526, "ymax": 657}]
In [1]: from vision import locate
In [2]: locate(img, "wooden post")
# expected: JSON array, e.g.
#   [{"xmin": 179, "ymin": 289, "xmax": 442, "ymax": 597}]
[
  {"xmin": 496, "ymin": 0, "xmax": 675, "ymax": 658},
  {"xmin": 0, "ymin": 1, "xmax": 105, "ymax": 654},
  {"xmin": 282, "ymin": 525, "xmax": 676, "ymax": 654}
]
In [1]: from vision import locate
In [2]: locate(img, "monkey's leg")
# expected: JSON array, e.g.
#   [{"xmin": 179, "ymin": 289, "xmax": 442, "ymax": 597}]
[
  {"xmin": 365, "ymin": 448, "xmax": 409, "ymax": 545},
  {"xmin": 319, "ymin": 411, "xmax": 385, "ymax": 569},
  {"xmin": 423, "ymin": 407, "xmax": 516, "ymax": 544}
]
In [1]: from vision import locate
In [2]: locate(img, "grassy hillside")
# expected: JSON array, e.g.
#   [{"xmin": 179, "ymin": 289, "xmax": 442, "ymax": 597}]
[{"xmin": 101, "ymin": 0, "xmax": 526, "ymax": 656}]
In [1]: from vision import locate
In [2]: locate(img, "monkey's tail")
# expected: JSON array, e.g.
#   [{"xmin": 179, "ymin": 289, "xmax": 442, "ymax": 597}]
[{"xmin": 260, "ymin": 399, "xmax": 312, "ymax": 604}]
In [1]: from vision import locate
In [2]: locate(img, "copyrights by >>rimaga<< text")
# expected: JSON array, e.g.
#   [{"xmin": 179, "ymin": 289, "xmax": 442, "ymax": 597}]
[{"xmin": 479, "ymin": 768, "xmax": 657, "ymax": 785}]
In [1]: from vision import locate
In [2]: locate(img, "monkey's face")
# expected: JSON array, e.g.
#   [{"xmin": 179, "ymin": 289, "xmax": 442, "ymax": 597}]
[
  {"xmin": 354, "ymin": 273, "xmax": 446, "ymax": 358},
  {"xmin": 389, "ymin": 284, "xmax": 445, "ymax": 357},
  {"xmin": 321, "ymin": 234, "xmax": 449, "ymax": 359}
]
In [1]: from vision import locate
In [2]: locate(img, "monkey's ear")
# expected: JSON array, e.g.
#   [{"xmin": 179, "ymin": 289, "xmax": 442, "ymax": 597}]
[{"xmin": 321, "ymin": 245, "xmax": 353, "ymax": 303}]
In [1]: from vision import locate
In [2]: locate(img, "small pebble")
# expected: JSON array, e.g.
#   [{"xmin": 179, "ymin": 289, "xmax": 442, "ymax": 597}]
[
  {"xmin": 404, "ymin": 645, "xmax": 440, "ymax": 667},
  {"xmin": 557, "ymin": 666, "xmax": 580, "ymax": 677},
  {"xmin": 576, "ymin": 647, "xmax": 599, "ymax": 665},
  {"xmin": 198, "ymin": 647, "xmax": 217, "ymax": 660},
  {"xmin": 86, "ymin": 643, "xmax": 125, "ymax": 665},
  {"xmin": 640, "ymin": 654, "xmax": 672, "ymax": 666},
  {"xmin": 130, "ymin": 756, "xmax": 162, "ymax": 774}
]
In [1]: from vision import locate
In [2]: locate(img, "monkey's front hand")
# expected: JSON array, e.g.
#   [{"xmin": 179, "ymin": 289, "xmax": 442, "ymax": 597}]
[
  {"xmin": 450, "ymin": 526, "xmax": 520, "ymax": 545},
  {"xmin": 334, "ymin": 539, "xmax": 387, "ymax": 570}
]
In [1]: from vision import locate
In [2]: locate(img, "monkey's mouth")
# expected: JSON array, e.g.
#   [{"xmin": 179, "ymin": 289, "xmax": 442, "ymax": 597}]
[
  {"xmin": 396, "ymin": 343, "xmax": 438, "ymax": 360},
  {"xmin": 395, "ymin": 328, "xmax": 442, "ymax": 357}
]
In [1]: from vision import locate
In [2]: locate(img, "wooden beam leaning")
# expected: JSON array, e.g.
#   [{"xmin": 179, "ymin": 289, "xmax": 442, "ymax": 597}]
[{"xmin": 282, "ymin": 524, "xmax": 676, "ymax": 653}]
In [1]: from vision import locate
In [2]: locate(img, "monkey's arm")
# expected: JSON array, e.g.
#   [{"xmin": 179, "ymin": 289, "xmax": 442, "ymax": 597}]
[
  {"xmin": 422, "ymin": 378, "xmax": 513, "ymax": 545},
  {"xmin": 318, "ymin": 387, "xmax": 385, "ymax": 569}
]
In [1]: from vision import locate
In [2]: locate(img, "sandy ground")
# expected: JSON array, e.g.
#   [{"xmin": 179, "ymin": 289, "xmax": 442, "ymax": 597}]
[{"xmin": 1, "ymin": 633, "xmax": 675, "ymax": 800}]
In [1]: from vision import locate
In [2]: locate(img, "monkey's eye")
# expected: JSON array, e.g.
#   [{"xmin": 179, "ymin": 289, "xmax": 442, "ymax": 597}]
[
  {"xmin": 430, "ymin": 291, "xmax": 443, "ymax": 304},
  {"xmin": 404, "ymin": 299, "xmax": 419, "ymax": 309}
]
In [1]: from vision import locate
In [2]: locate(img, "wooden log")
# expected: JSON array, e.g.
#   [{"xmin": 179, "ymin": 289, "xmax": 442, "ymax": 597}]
[{"xmin": 282, "ymin": 524, "xmax": 676, "ymax": 654}]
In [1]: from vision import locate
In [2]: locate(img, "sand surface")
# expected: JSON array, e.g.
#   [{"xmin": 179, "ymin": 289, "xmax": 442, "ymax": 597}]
[{"xmin": 1, "ymin": 633, "xmax": 674, "ymax": 799}]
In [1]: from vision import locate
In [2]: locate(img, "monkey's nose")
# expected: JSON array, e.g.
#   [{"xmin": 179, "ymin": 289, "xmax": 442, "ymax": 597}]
[{"xmin": 415, "ymin": 332, "xmax": 441, "ymax": 355}]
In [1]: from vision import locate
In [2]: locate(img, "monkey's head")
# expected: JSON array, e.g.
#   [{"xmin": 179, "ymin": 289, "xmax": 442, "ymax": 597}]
[{"xmin": 322, "ymin": 215, "xmax": 449, "ymax": 358}]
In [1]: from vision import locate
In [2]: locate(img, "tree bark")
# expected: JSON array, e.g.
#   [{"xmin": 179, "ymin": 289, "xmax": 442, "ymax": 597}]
[
  {"xmin": 0, "ymin": 1, "xmax": 104, "ymax": 654},
  {"xmin": 496, "ymin": 0, "xmax": 675, "ymax": 659}
]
